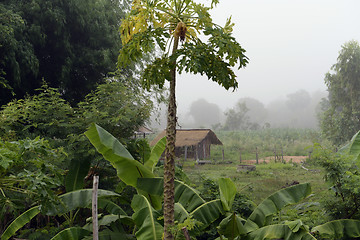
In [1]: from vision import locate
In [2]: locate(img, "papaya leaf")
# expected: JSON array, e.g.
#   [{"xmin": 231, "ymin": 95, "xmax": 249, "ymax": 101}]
[
  {"xmin": 312, "ymin": 219, "xmax": 360, "ymax": 239},
  {"xmin": 50, "ymin": 227, "xmax": 91, "ymax": 240},
  {"xmin": 145, "ymin": 136, "xmax": 166, "ymax": 172},
  {"xmin": 245, "ymin": 183, "xmax": 311, "ymax": 232},
  {"xmin": 217, "ymin": 212, "xmax": 246, "ymax": 240},
  {"xmin": 131, "ymin": 195, "xmax": 163, "ymax": 240},
  {"xmin": 190, "ymin": 199, "xmax": 224, "ymax": 230},
  {"xmin": 247, "ymin": 224, "xmax": 316, "ymax": 240},
  {"xmin": 1, "ymin": 206, "xmax": 40, "ymax": 240},
  {"xmin": 218, "ymin": 177, "xmax": 237, "ymax": 212},
  {"xmin": 85, "ymin": 123, "xmax": 155, "ymax": 187}
]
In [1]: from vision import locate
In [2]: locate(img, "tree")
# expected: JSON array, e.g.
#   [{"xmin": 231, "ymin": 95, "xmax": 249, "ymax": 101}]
[
  {"xmin": 188, "ymin": 98, "xmax": 221, "ymax": 127},
  {"xmin": 223, "ymin": 102, "xmax": 250, "ymax": 130},
  {"xmin": 0, "ymin": 0, "xmax": 125, "ymax": 106},
  {"xmin": 320, "ymin": 40, "xmax": 360, "ymax": 145},
  {"xmin": 238, "ymin": 97, "xmax": 267, "ymax": 128},
  {"xmin": 118, "ymin": 0, "xmax": 248, "ymax": 238}
]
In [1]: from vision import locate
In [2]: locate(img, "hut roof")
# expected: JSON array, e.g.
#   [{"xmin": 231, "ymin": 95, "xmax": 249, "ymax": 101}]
[{"xmin": 150, "ymin": 129, "xmax": 222, "ymax": 147}]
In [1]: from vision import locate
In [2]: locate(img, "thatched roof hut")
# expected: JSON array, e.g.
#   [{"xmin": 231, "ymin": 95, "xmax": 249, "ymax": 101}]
[{"xmin": 150, "ymin": 129, "xmax": 222, "ymax": 160}]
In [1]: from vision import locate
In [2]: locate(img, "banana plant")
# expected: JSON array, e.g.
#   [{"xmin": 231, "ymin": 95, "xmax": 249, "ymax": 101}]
[
  {"xmin": 85, "ymin": 123, "xmax": 165, "ymax": 210},
  {"xmin": 216, "ymin": 181, "xmax": 314, "ymax": 240},
  {"xmin": 1, "ymin": 189, "xmax": 124, "ymax": 240}
]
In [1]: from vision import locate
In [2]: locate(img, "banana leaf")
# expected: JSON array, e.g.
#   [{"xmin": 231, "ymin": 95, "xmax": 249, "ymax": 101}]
[
  {"xmin": 50, "ymin": 227, "xmax": 91, "ymax": 240},
  {"xmin": 137, "ymin": 177, "xmax": 205, "ymax": 212},
  {"xmin": 174, "ymin": 202, "xmax": 190, "ymax": 223},
  {"xmin": 312, "ymin": 219, "xmax": 360, "ymax": 239},
  {"xmin": 85, "ymin": 123, "xmax": 155, "ymax": 187},
  {"xmin": 344, "ymin": 130, "xmax": 360, "ymax": 162},
  {"xmin": 46, "ymin": 189, "xmax": 120, "ymax": 216},
  {"xmin": 1, "ymin": 206, "xmax": 40, "ymax": 240},
  {"xmin": 246, "ymin": 224, "xmax": 316, "ymax": 240},
  {"xmin": 65, "ymin": 158, "xmax": 91, "ymax": 192},
  {"xmin": 145, "ymin": 136, "xmax": 166, "ymax": 172},
  {"xmin": 85, "ymin": 124, "xmax": 162, "ymax": 209},
  {"xmin": 218, "ymin": 212, "xmax": 247, "ymax": 240},
  {"xmin": 190, "ymin": 199, "xmax": 224, "ymax": 230},
  {"xmin": 131, "ymin": 195, "xmax": 163, "ymax": 240},
  {"xmin": 244, "ymin": 183, "xmax": 311, "ymax": 232},
  {"xmin": 218, "ymin": 178, "xmax": 237, "ymax": 212},
  {"xmin": 98, "ymin": 198, "xmax": 127, "ymax": 215}
]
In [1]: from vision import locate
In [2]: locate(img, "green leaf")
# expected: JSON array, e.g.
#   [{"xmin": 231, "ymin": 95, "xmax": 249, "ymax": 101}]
[
  {"xmin": 137, "ymin": 178, "xmax": 205, "ymax": 212},
  {"xmin": 218, "ymin": 178, "xmax": 237, "ymax": 211},
  {"xmin": 145, "ymin": 136, "xmax": 166, "ymax": 172},
  {"xmin": 312, "ymin": 219, "xmax": 360, "ymax": 239},
  {"xmin": 217, "ymin": 212, "xmax": 246, "ymax": 240},
  {"xmin": 1, "ymin": 206, "xmax": 40, "ymax": 240},
  {"xmin": 244, "ymin": 183, "xmax": 311, "ymax": 232},
  {"xmin": 131, "ymin": 195, "xmax": 163, "ymax": 240},
  {"xmin": 50, "ymin": 227, "xmax": 91, "ymax": 240},
  {"xmin": 247, "ymin": 224, "xmax": 316, "ymax": 240},
  {"xmin": 85, "ymin": 123, "xmax": 155, "ymax": 187},
  {"xmin": 174, "ymin": 202, "xmax": 190, "ymax": 223},
  {"xmin": 46, "ymin": 189, "xmax": 120, "ymax": 216},
  {"xmin": 190, "ymin": 199, "xmax": 224, "ymax": 230},
  {"xmin": 345, "ymin": 130, "xmax": 360, "ymax": 162},
  {"xmin": 65, "ymin": 158, "xmax": 91, "ymax": 192},
  {"xmin": 98, "ymin": 199, "xmax": 128, "ymax": 216}
]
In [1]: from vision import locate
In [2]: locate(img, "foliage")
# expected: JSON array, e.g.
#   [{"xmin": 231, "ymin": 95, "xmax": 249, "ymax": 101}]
[
  {"xmin": 223, "ymin": 102, "xmax": 251, "ymax": 131},
  {"xmin": 320, "ymin": 40, "xmax": 360, "ymax": 145},
  {"xmin": 0, "ymin": 81, "xmax": 153, "ymax": 236},
  {"xmin": 118, "ymin": 1, "xmax": 248, "ymax": 238},
  {"xmin": 0, "ymin": 0, "xmax": 125, "ymax": 105},
  {"xmin": 211, "ymin": 128, "xmax": 319, "ymax": 162},
  {"xmin": 312, "ymin": 130, "xmax": 360, "ymax": 220}
]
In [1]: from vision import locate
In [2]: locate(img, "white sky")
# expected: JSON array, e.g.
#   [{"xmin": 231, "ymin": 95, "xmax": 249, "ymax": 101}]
[{"xmin": 175, "ymin": 0, "xmax": 360, "ymax": 114}]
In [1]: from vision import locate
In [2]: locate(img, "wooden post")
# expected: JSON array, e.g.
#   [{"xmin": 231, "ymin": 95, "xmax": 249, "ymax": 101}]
[
  {"xmin": 195, "ymin": 145, "xmax": 199, "ymax": 160},
  {"xmin": 308, "ymin": 150, "xmax": 312, "ymax": 162},
  {"xmin": 184, "ymin": 146, "xmax": 188, "ymax": 161},
  {"xmin": 273, "ymin": 147, "xmax": 276, "ymax": 163},
  {"xmin": 92, "ymin": 176, "xmax": 99, "ymax": 240},
  {"xmin": 239, "ymin": 151, "xmax": 242, "ymax": 164},
  {"xmin": 255, "ymin": 147, "xmax": 258, "ymax": 164},
  {"xmin": 222, "ymin": 149, "xmax": 225, "ymax": 162},
  {"xmin": 281, "ymin": 146, "xmax": 284, "ymax": 163},
  {"xmin": 203, "ymin": 143, "xmax": 206, "ymax": 159}
]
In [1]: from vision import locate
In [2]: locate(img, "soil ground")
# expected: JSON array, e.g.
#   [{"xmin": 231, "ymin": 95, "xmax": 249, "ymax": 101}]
[{"xmin": 241, "ymin": 156, "xmax": 307, "ymax": 164}]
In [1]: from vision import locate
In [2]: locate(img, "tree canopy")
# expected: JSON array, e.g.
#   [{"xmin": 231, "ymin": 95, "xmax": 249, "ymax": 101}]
[
  {"xmin": 0, "ymin": 0, "xmax": 124, "ymax": 106},
  {"xmin": 320, "ymin": 40, "xmax": 360, "ymax": 145}
]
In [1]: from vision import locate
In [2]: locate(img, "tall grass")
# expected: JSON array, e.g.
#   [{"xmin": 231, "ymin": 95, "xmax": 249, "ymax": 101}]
[{"xmin": 211, "ymin": 128, "xmax": 321, "ymax": 161}]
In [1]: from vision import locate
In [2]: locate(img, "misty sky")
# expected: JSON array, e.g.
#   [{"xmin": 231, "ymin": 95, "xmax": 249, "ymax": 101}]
[{"xmin": 175, "ymin": 0, "xmax": 360, "ymax": 114}]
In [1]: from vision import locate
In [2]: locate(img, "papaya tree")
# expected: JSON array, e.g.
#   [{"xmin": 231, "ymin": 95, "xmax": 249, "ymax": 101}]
[{"xmin": 118, "ymin": 1, "xmax": 248, "ymax": 238}]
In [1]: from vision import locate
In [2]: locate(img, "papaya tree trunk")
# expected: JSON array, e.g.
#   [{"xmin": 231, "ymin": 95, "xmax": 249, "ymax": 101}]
[{"xmin": 164, "ymin": 33, "xmax": 180, "ymax": 240}]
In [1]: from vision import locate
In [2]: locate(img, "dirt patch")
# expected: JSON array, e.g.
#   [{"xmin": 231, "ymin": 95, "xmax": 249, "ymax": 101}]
[{"xmin": 241, "ymin": 156, "xmax": 307, "ymax": 164}]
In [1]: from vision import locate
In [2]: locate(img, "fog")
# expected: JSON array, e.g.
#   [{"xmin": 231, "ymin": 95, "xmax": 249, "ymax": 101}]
[
  {"xmin": 150, "ymin": 1, "xmax": 360, "ymax": 130},
  {"xmin": 151, "ymin": 89, "xmax": 327, "ymax": 130}
]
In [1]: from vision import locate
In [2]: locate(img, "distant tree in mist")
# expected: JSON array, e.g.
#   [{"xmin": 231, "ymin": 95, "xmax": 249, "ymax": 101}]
[
  {"xmin": 238, "ymin": 97, "xmax": 267, "ymax": 125},
  {"xmin": 223, "ymin": 97, "xmax": 267, "ymax": 130},
  {"xmin": 188, "ymin": 98, "xmax": 221, "ymax": 127},
  {"xmin": 267, "ymin": 89, "xmax": 325, "ymax": 128},
  {"xmin": 286, "ymin": 90, "xmax": 311, "ymax": 110},
  {"xmin": 223, "ymin": 102, "xmax": 251, "ymax": 130},
  {"xmin": 320, "ymin": 40, "xmax": 360, "ymax": 145}
]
